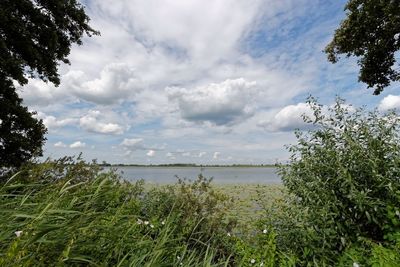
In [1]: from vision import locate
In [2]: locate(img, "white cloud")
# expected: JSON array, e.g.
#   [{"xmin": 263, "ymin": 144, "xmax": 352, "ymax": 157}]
[
  {"xmin": 17, "ymin": 71, "xmax": 85, "ymax": 106},
  {"xmin": 259, "ymin": 103, "xmax": 314, "ymax": 132},
  {"xmin": 79, "ymin": 110, "xmax": 124, "ymax": 135},
  {"xmin": 75, "ymin": 63, "xmax": 142, "ymax": 105},
  {"xmin": 146, "ymin": 150, "xmax": 155, "ymax": 157},
  {"xmin": 167, "ymin": 78, "xmax": 257, "ymax": 125},
  {"xmin": 17, "ymin": 80, "xmax": 65, "ymax": 106},
  {"xmin": 54, "ymin": 141, "xmax": 67, "ymax": 148},
  {"xmin": 198, "ymin": 152, "xmax": 207, "ymax": 158},
  {"xmin": 121, "ymin": 138, "xmax": 144, "ymax": 150},
  {"xmin": 36, "ymin": 112, "xmax": 76, "ymax": 130},
  {"xmin": 18, "ymin": 64, "xmax": 142, "ymax": 107},
  {"xmin": 213, "ymin": 152, "xmax": 220, "ymax": 159},
  {"xmin": 378, "ymin": 95, "xmax": 400, "ymax": 111},
  {"xmin": 70, "ymin": 141, "xmax": 86, "ymax": 149}
]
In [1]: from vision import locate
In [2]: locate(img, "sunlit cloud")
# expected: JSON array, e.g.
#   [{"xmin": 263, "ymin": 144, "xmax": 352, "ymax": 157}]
[{"xmin": 70, "ymin": 141, "xmax": 86, "ymax": 149}]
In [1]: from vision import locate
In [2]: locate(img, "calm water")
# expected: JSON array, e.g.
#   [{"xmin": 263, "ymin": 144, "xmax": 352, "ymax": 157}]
[{"xmin": 111, "ymin": 166, "xmax": 281, "ymax": 184}]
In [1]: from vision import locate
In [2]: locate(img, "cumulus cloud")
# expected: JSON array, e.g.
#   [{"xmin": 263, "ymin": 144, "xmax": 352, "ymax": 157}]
[
  {"xmin": 75, "ymin": 63, "xmax": 142, "ymax": 105},
  {"xmin": 167, "ymin": 78, "xmax": 257, "ymax": 125},
  {"xmin": 146, "ymin": 150, "xmax": 155, "ymax": 157},
  {"xmin": 19, "ymin": 64, "xmax": 142, "ymax": 106},
  {"xmin": 378, "ymin": 95, "xmax": 400, "ymax": 111},
  {"xmin": 213, "ymin": 152, "xmax": 220, "ymax": 159},
  {"xmin": 54, "ymin": 141, "xmax": 67, "ymax": 148},
  {"xmin": 198, "ymin": 152, "xmax": 207, "ymax": 158},
  {"xmin": 17, "ymin": 71, "xmax": 85, "ymax": 106},
  {"xmin": 17, "ymin": 80, "xmax": 63, "ymax": 106},
  {"xmin": 79, "ymin": 110, "xmax": 124, "ymax": 135},
  {"xmin": 259, "ymin": 103, "xmax": 314, "ymax": 132},
  {"xmin": 121, "ymin": 138, "xmax": 145, "ymax": 150},
  {"xmin": 70, "ymin": 141, "xmax": 86, "ymax": 149},
  {"xmin": 36, "ymin": 112, "xmax": 76, "ymax": 130}
]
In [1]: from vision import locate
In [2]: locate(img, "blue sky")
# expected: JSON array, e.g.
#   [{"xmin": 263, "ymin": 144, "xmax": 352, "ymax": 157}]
[{"xmin": 18, "ymin": 0, "xmax": 400, "ymax": 164}]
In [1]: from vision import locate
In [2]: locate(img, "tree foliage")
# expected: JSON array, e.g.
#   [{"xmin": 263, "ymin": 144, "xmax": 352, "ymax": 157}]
[
  {"xmin": 0, "ymin": 75, "xmax": 47, "ymax": 169},
  {"xmin": 279, "ymin": 97, "xmax": 400, "ymax": 262},
  {"xmin": 0, "ymin": 0, "xmax": 98, "ymax": 168},
  {"xmin": 0, "ymin": 0, "xmax": 99, "ymax": 86},
  {"xmin": 325, "ymin": 0, "xmax": 400, "ymax": 95}
]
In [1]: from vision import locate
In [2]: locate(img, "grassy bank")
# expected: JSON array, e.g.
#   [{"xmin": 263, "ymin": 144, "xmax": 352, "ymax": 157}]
[{"xmin": 0, "ymin": 159, "xmax": 290, "ymax": 266}]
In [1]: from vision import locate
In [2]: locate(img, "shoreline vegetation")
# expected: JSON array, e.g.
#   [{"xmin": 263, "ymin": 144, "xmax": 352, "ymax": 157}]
[
  {"xmin": 100, "ymin": 163, "xmax": 278, "ymax": 168},
  {"xmin": 0, "ymin": 159, "xmax": 290, "ymax": 266}
]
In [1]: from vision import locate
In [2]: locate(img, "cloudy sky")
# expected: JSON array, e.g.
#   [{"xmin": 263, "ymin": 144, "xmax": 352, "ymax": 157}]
[{"xmin": 18, "ymin": 0, "xmax": 400, "ymax": 164}]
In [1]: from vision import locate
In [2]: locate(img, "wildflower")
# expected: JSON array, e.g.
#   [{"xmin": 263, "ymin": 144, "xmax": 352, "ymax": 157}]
[
  {"xmin": 250, "ymin": 259, "xmax": 256, "ymax": 264},
  {"xmin": 177, "ymin": 256, "xmax": 181, "ymax": 260},
  {"xmin": 137, "ymin": 219, "xmax": 143, "ymax": 225},
  {"xmin": 262, "ymin": 229, "xmax": 267, "ymax": 234},
  {"xmin": 227, "ymin": 232, "xmax": 231, "ymax": 237},
  {"xmin": 15, "ymin": 231, "xmax": 23, "ymax": 237},
  {"xmin": 144, "ymin": 221, "xmax": 149, "ymax": 225},
  {"xmin": 150, "ymin": 224, "xmax": 154, "ymax": 228},
  {"xmin": 161, "ymin": 220, "xmax": 166, "ymax": 225},
  {"xmin": 260, "ymin": 262, "xmax": 264, "ymax": 267},
  {"xmin": 396, "ymin": 210, "xmax": 400, "ymax": 218},
  {"xmin": 353, "ymin": 263, "xmax": 360, "ymax": 267}
]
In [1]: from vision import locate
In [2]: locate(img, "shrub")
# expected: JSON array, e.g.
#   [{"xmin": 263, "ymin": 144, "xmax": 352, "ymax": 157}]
[{"xmin": 278, "ymin": 97, "xmax": 400, "ymax": 263}]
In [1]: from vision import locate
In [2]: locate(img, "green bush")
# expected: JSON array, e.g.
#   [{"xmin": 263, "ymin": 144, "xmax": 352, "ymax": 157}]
[{"xmin": 277, "ymin": 97, "xmax": 400, "ymax": 263}]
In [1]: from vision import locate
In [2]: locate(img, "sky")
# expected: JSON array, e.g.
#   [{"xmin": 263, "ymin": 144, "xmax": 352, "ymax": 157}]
[{"xmin": 17, "ymin": 0, "xmax": 400, "ymax": 164}]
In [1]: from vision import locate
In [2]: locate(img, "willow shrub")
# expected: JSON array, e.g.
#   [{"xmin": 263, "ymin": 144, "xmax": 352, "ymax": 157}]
[{"xmin": 277, "ymin": 97, "xmax": 400, "ymax": 263}]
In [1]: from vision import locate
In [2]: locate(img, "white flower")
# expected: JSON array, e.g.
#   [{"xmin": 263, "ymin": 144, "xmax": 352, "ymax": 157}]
[
  {"xmin": 395, "ymin": 210, "xmax": 400, "ymax": 218},
  {"xmin": 161, "ymin": 220, "xmax": 166, "ymax": 225},
  {"xmin": 227, "ymin": 232, "xmax": 231, "ymax": 237},
  {"xmin": 262, "ymin": 229, "xmax": 267, "ymax": 234},
  {"xmin": 144, "ymin": 221, "xmax": 149, "ymax": 225},
  {"xmin": 260, "ymin": 262, "xmax": 264, "ymax": 267},
  {"xmin": 137, "ymin": 219, "xmax": 143, "ymax": 225},
  {"xmin": 177, "ymin": 256, "xmax": 181, "ymax": 260},
  {"xmin": 15, "ymin": 231, "xmax": 23, "ymax": 237},
  {"xmin": 150, "ymin": 224, "xmax": 154, "ymax": 228},
  {"xmin": 353, "ymin": 263, "xmax": 360, "ymax": 267},
  {"xmin": 250, "ymin": 259, "xmax": 256, "ymax": 264}
]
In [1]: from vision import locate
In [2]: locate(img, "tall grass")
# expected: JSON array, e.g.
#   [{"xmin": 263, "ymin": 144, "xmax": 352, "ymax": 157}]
[{"xmin": 0, "ymin": 158, "xmax": 287, "ymax": 266}]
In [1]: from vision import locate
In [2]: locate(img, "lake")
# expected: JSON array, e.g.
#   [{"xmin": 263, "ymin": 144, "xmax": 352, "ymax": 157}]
[{"xmin": 110, "ymin": 166, "xmax": 281, "ymax": 184}]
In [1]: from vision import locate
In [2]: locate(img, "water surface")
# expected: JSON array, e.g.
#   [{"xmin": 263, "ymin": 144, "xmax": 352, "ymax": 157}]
[{"xmin": 112, "ymin": 166, "xmax": 280, "ymax": 184}]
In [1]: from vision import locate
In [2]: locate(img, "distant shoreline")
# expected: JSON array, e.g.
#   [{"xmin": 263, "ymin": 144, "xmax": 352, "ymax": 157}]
[{"xmin": 100, "ymin": 163, "xmax": 278, "ymax": 168}]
